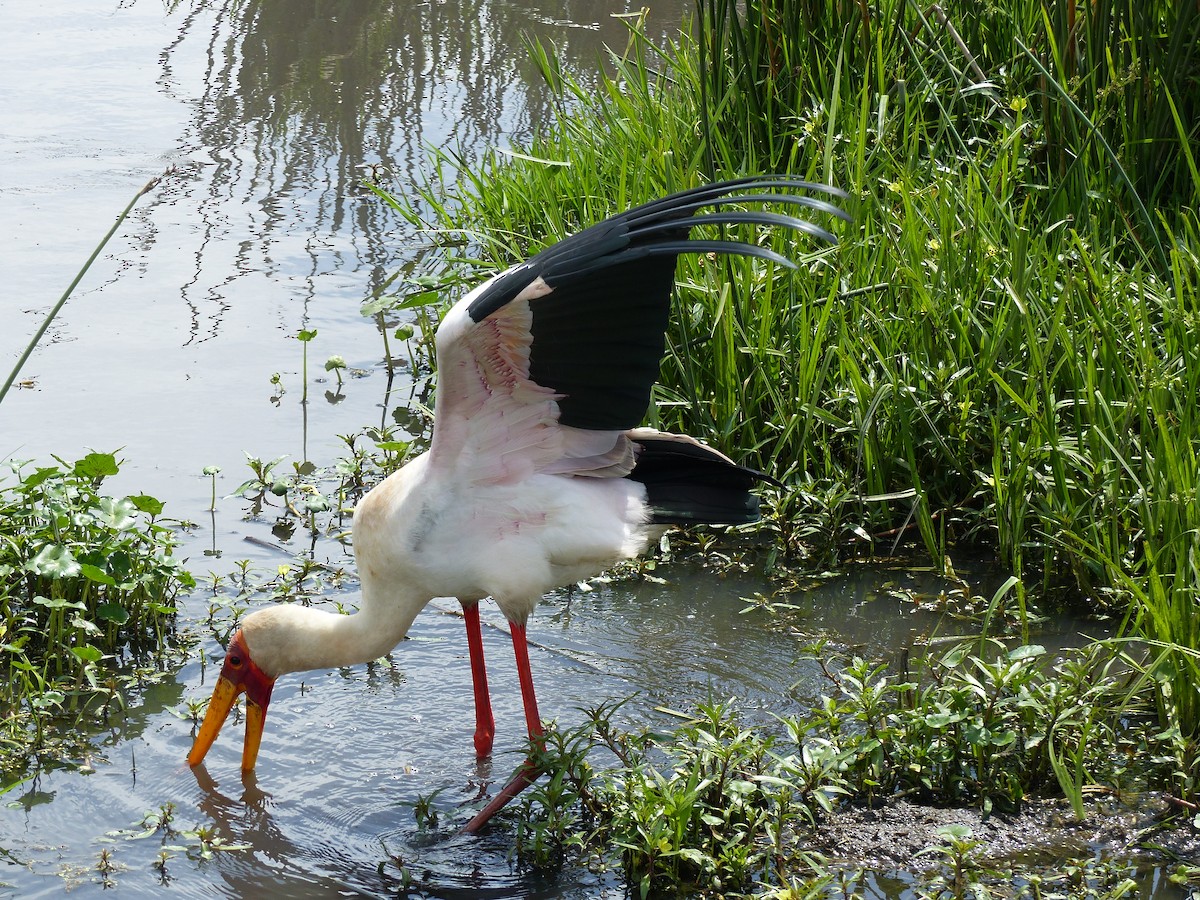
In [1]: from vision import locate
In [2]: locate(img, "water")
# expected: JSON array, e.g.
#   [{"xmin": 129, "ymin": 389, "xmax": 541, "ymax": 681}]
[{"xmin": 0, "ymin": 2, "xmax": 1172, "ymax": 898}]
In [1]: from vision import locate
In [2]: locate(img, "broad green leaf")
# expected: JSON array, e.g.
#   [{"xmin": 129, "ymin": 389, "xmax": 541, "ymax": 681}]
[
  {"xmin": 21, "ymin": 466, "xmax": 61, "ymax": 490},
  {"xmin": 924, "ymin": 711, "xmax": 961, "ymax": 728},
  {"xmin": 29, "ymin": 544, "xmax": 81, "ymax": 579},
  {"xmin": 73, "ymin": 452, "xmax": 120, "ymax": 480},
  {"xmin": 128, "ymin": 494, "xmax": 165, "ymax": 516},
  {"xmin": 95, "ymin": 603, "xmax": 130, "ymax": 624},
  {"xmin": 107, "ymin": 551, "xmax": 132, "ymax": 582},
  {"xmin": 935, "ymin": 824, "xmax": 974, "ymax": 842},
  {"xmin": 303, "ymin": 494, "xmax": 330, "ymax": 513},
  {"xmin": 70, "ymin": 614, "xmax": 101, "ymax": 635},
  {"xmin": 360, "ymin": 295, "xmax": 392, "ymax": 317},
  {"xmin": 1007, "ymin": 644, "xmax": 1046, "ymax": 661},
  {"xmin": 30, "ymin": 690, "xmax": 66, "ymax": 710},
  {"xmin": 97, "ymin": 497, "xmax": 136, "ymax": 531},
  {"xmin": 70, "ymin": 644, "xmax": 104, "ymax": 663},
  {"xmin": 33, "ymin": 594, "xmax": 86, "ymax": 611},
  {"xmin": 79, "ymin": 564, "xmax": 116, "ymax": 586},
  {"xmin": 990, "ymin": 730, "xmax": 1018, "ymax": 748}
]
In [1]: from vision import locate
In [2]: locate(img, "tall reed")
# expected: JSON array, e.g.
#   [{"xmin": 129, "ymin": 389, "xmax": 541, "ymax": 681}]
[{"xmin": 389, "ymin": 1, "xmax": 1200, "ymax": 743}]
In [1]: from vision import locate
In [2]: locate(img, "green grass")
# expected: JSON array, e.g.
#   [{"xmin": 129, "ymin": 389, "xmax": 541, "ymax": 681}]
[{"xmin": 380, "ymin": 1, "xmax": 1200, "ymax": 748}]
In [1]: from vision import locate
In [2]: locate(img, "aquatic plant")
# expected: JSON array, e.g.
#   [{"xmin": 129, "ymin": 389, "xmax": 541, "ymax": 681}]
[
  {"xmin": 509, "ymin": 639, "xmax": 1178, "ymax": 897},
  {"xmin": 0, "ymin": 453, "xmax": 195, "ymax": 778},
  {"xmin": 516, "ymin": 699, "xmax": 834, "ymax": 897},
  {"xmin": 914, "ymin": 825, "xmax": 987, "ymax": 900},
  {"xmin": 382, "ymin": 0, "xmax": 1200, "ymax": 751},
  {"xmin": 229, "ymin": 425, "xmax": 416, "ymax": 541},
  {"xmin": 796, "ymin": 639, "xmax": 1144, "ymax": 813},
  {"xmin": 296, "ymin": 327, "xmax": 317, "ymax": 405},
  {"xmin": 0, "ymin": 173, "xmax": 168, "ymax": 408}
]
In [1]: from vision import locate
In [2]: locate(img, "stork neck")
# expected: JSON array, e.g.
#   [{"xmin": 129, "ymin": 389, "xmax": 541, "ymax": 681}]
[
  {"xmin": 307, "ymin": 601, "xmax": 419, "ymax": 670},
  {"xmin": 249, "ymin": 581, "xmax": 428, "ymax": 677}
]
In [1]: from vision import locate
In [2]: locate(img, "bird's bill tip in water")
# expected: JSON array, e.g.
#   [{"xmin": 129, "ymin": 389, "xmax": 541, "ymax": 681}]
[{"xmin": 186, "ymin": 629, "xmax": 276, "ymax": 772}]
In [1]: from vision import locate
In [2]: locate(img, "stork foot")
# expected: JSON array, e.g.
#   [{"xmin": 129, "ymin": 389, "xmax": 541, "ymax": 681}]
[
  {"xmin": 461, "ymin": 759, "xmax": 542, "ymax": 834},
  {"xmin": 473, "ymin": 724, "xmax": 495, "ymax": 758}
]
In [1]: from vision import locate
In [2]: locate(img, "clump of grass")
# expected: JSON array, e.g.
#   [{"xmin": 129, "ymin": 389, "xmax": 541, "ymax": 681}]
[
  {"xmin": 0, "ymin": 453, "xmax": 195, "ymax": 778},
  {"xmin": 383, "ymin": 2, "xmax": 1200, "ymax": 748}
]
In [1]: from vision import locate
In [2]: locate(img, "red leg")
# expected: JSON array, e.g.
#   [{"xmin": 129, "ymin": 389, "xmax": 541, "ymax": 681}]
[
  {"xmin": 463, "ymin": 603, "xmax": 494, "ymax": 758},
  {"xmin": 462, "ymin": 621, "xmax": 545, "ymax": 834},
  {"xmin": 509, "ymin": 622, "xmax": 544, "ymax": 746}
]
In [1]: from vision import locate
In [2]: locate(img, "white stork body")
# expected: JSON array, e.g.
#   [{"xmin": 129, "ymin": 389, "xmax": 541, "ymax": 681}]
[
  {"xmin": 353, "ymin": 454, "xmax": 653, "ymax": 625},
  {"xmin": 187, "ymin": 176, "xmax": 847, "ymax": 832}
]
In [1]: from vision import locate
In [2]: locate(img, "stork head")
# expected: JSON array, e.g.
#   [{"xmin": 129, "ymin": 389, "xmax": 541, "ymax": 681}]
[{"xmin": 187, "ymin": 625, "xmax": 277, "ymax": 771}]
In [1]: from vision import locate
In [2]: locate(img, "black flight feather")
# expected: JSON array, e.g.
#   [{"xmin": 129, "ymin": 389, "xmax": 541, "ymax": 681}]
[
  {"xmin": 465, "ymin": 177, "xmax": 844, "ymax": 430},
  {"xmin": 628, "ymin": 435, "xmax": 782, "ymax": 526}
]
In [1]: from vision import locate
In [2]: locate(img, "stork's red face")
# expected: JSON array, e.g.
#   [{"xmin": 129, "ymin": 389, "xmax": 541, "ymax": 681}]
[{"xmin": 187, "ymin": 629, "xmax": 277, "ymax": 771}]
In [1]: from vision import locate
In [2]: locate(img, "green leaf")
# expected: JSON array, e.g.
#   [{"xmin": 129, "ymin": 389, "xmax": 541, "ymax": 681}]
[
  {"xmin": 107, "ymin": 550, "xmax": 132, "ymax": 582},
  {"xmin": 29, "ymin": 544, "xmax": 81, "ymax": 579},
  {"xmin": 936, "ymin": 824, "xmax": 974, "ymax": 842},
  {"xmin": 80, "ymin": 564, "xmax": 117, "ymax": 586},
  {"xmin": 33, "ymin": 594, "xmax": 87, "ymax": 611},
  {"xmin": 1007, "ymin": 644, "xmax": 1046, "ymax": 661},
  {"xmin": 30, "ymin": 690, "xmax": 66, "ymax": 710},
  {"xmin": 393, "ymin": 290, "xmax": 441, "ymax": 311},
  {"xmin": 96, "ymin": 603, "xmax": 130, "ymax": 624},
  {"xmin": 990, "ymin": 730, "xmax": 1017, "ymax": 748},
  {"xmin": 70, "ymin": 644, "xmax": 104, "ymax": 664},
  {"xmin": 924, "ymin": 711, "xmax": 961, "ymax": 728},
  {"xmin": 21, "ymin": 466, "xmax": 61, "ymax": 490},
  {"xmin": 360, "ymin": 295, "xmax": 392, "ymax": 317},
  {"xmin": 128, "ymin": 494, "xmax": 165, "ymax": 516},
  {"xmin": 297, "ymin": 328, "xmax": 317, "ymax": 342},
  {"xmin": 97, "ymin": 497, "xmax": 136, "ymax": 531},
  {"xmin": 73, "ymin": 452, "xmax": 120, "ymax": 480},
  {"xmin": 303, "ymin": 494, "xmax": 330, "ymax": 513}
]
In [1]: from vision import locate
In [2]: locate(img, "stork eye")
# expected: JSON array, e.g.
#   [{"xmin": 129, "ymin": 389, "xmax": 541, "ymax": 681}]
[{"xmin": 228, "ymin": 654, "xmax": 243, "ymax": 668}]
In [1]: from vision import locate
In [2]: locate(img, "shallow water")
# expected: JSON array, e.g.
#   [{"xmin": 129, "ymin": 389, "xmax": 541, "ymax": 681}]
[{"xmin": 0, "ymin": 2, "xmax": 1178, "ymax": 897}]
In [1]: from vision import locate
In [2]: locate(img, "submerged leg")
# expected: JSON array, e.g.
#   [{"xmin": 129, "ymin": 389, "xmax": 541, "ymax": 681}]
[
  {"xmin": 462, "ymin": 621, "xmax": 545, "ymax": 833},
  {"xmin": 463, "ymin": 603, "xmax": 495, "ymax": 758}
]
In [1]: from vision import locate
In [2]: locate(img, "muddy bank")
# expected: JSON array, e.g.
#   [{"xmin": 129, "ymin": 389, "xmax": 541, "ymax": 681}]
[{"xmin": 816, "ymin": 793, "xmax": 1200, "ymax": 874}]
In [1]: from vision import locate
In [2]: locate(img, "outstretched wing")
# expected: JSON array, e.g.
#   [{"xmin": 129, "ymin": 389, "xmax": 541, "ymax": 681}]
[{"xmin": 427, "ymin": 176, "xmax": 848, "ymax": 485}]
